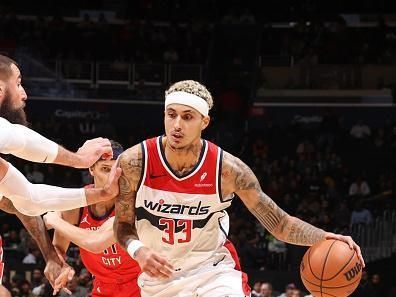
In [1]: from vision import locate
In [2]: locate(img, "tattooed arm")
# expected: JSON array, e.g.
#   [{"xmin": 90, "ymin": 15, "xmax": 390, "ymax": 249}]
[
  {"xmin": 0, "ymin": 197, "xmax": 74, "ymax": 292},
  {"xmin": 113, "ymin": 144, "xmax": 142, "ymax": 248},
  {"xmin": 221, "ymin": 151, "xmax": 364, "ymax": 265},
  {"xmin": 113, "ymin": 144, "xmax": 173, "ymax": 278}
]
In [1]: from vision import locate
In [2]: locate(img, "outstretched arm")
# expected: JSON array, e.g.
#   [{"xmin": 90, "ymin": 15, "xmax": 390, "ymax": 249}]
[
  {"xmin": 0, "ymin": 198, "xmax": 73, "ymax": 293},
  {"xmin": 221, "ymin": 151, "xmax": 364, "ymax": 264},
  {"xmin": 0, "ymin": 118, "xmax": 112, "ymax": 168},
  {"xmin": 45, "ymin": 212, "xmax": 116, "ymax": 254},
  {"xmin": 114, "ymin": 144, "xmax": 173, "ymax": 278},
  {"xmin": 0, "ymin": 158, "xmax": 121, "ymax": 216}
]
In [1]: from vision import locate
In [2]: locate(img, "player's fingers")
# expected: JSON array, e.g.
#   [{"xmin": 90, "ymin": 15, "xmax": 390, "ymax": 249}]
[
  {"xmin": 67, "ymin": 268, "xmax": 75, "ymax": 281},
  {"xmin": 62, "ymin": 287, "xmax": 72, "ymax": 295},
  {"xmin": 354, "ymin": 245, "xmax": 365, "ymax": 267},
  {"xmin": 144, "ymin": 268, "xmax": 156, "ymax": 278},
  {"xmin": 155, "ymin": 261, "xmax": 173, "ymax": 277},
  {"xmin": 157, "ymin": 265, "xmax": 173, "ymax": 278},
  {"xmin": 154, "ymin": 255, "xmax": 174, "ymax": 270}
]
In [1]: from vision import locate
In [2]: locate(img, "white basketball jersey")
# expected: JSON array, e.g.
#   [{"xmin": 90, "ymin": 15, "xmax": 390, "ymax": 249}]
[{"xmin": 136, "ymin": 136, "xmax": 233, "ymax": 272}]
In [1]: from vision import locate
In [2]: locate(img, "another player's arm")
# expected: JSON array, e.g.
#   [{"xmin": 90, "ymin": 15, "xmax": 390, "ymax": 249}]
[
  {"xmin": 0, "ymin": 197, "xmax": 61, "ymax": 262},
  {"xmin": 222, "ymin": 152, "xmax": 363, "ymax": 264},
  {"xmin": 0, "ymin": 157, "xmax": 121, "ymax": 216},
  {"xmin": 0, "ymin": 197, "xmax": 74, "ymax": 293},
  {"xmin": 46, "ymin": 212, "xmax": 116, "ymax": 254},
  {"xmin": 0, "ymin": 119, "xmax": 112, "ymax": 168},
  {"xmin": 114, "ymin": 145, "xmax": 173, "ymax": 278},
  {"xmin": 51, "ymin": 209, "xmax": 81, "ymax": 260}
]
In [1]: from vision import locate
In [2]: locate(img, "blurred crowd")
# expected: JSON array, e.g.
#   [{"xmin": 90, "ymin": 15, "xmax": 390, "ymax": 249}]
[{"xmin": 1, "ymin": 7, "xmax": 396, "ymax": 65}]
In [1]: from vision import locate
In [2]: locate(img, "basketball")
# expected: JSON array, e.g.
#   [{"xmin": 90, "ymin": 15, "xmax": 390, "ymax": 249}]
[{"xmin": 300, "ymin": 239, "xmax": 363, "ymax": 297}]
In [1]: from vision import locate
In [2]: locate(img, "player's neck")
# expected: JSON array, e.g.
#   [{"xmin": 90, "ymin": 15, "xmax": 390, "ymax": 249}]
[
  {"xmin": 163, "ymin": 137, "xmax": 202, "ymax": 176},
  {"xmin": 89, "ymin": 197, "xmax": 115, "ymax": 217}
]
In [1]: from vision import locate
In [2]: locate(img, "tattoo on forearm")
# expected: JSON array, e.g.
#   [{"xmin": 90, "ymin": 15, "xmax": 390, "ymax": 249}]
[
  {"xmin": 250, "ymin": 193, "xmax": 287, "ymax": 233},
  {"xmin": 286, "ymin": 219, "xmax": 326, "ymax": 245},
  {"xmin": 221, "ymin": 151, "xmax": 325, "ymax": 246}
]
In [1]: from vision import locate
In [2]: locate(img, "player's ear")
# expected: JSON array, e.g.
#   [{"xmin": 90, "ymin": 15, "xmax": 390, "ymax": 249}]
[
  {"xmin": 88, "ymin": 166, "xmax": 95, "ymax": 177},
  {"xmin": 0, "ymin": 83, "xmax": 5, "ymax": 101},
  {"xmin": 201, "ymin": 116, "xmax": 210, "ymax": 130}
]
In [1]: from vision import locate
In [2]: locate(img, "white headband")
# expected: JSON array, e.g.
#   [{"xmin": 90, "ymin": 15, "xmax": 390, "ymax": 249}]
[{"xmin": 165, "ymin": 91, "xmax": 209, "ymax": 116}]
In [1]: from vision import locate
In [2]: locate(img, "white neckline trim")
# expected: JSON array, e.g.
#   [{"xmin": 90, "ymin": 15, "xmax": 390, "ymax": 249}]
[{"xmin": 156, "ymin": 136, "xmax": 208, "ymax": 181}]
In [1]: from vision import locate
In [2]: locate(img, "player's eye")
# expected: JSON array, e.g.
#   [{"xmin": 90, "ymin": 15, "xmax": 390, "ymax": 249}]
[{"xmin": 183, "ymin": 114, "xmax": 192, "ymax": 120}]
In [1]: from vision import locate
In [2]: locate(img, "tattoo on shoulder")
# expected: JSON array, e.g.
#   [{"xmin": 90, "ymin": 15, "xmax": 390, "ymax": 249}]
[
  {"xmin": 118, "ymin": 146, "xmax": 143, "ymax": 194},
  {"xmin": 221, "ymin": 151, "xmax": 260, "ymax": 191}
]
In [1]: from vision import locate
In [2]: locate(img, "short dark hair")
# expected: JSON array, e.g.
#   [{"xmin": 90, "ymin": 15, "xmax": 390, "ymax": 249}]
[
  {"xmin": 110, "ymin": 140, "xmax": 124, "ymax": 160},
  {"xmin": 0, "ymin": 54, "xmax": 17, "ymax": 81}
]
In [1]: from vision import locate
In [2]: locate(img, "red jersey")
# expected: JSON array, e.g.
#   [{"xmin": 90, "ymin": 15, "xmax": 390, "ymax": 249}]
[{"xmin": 78, "ymin": 205, "xmax": 141, "ymax": 284}]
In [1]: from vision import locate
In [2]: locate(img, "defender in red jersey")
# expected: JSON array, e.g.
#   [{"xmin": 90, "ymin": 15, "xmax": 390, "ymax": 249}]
[{"xmin": 44, "ymin": 141, "xmax": 141, "ymax": 297}]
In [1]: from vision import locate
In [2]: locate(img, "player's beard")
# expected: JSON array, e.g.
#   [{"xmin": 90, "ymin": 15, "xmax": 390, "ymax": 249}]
[{"xmin": 0, "ymin": 90, "xmax": 28, "ymax": 126}]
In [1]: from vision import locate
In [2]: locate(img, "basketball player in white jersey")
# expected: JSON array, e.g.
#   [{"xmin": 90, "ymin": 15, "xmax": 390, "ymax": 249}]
[
  {"xmin": 113, "ymin": 80, "xmax": 365, "ymax": 297},
  {"xmin": 0, "ymin": 54, "xmax": 121, "ymax": 295}
]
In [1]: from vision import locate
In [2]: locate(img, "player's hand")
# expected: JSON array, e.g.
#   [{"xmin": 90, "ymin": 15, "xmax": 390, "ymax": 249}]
[
  {"xmin": 100, "ymin": 162, "xmax": 122, "ymax": 201},
  {"xmin": 134, "ymin": 246, "xmax": 174, "ymax": 279},
  {"xmin": 52, "ymin": 262, "xmax": 75, "ymax": 295},
  {"xmin": 325, "ymin": 232, "xmax": 365, "ymax": 267},
  {"xmin": 74, "ymin": 137, "xmax": 113, "ymax": 168},
  {"xmin": 44, "ymin": 259, "xmax": 75, "ymax": 295},
  {"xmin": 43, "ymin": 211, "xmax": 61, "ymax": 230}
]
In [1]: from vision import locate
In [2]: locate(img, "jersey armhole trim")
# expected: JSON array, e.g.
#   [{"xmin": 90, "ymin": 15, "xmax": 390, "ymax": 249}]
[{"xmin": 136, "ymin": 141, "xmax": 147, "ymax": 193}]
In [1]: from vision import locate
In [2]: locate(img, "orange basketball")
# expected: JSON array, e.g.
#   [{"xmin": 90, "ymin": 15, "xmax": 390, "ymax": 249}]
[{"xmin": 300, "ymin": 239, "xmax": 363, "ymax": 297}]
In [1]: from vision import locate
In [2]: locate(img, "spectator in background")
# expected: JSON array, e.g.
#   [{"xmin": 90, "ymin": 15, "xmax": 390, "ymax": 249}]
[
  {"xmin": 333, "ymin": 200, "xmax": 351, "ymax": 232},
  {"xmin": 252, "ymin": 281, "xmax": 261, "ymax": 297},
  {"xmin": 163, "ymin": 46, "xmax": 179, "ymax": 63},
  {"xmin": 22, "ymin": 248, "xmax": 42, "ymax": 265},
  {"xmin": 19, "ymin": 280, "xmax": 34, "ymax": 297},
  {"xmin": 349, "ymin": 176, "xmax": 371, "ymax": 197},
  {"xmin": 30, "ymin": 269, "xmax": 44, "ymax": 289},
  {"xmin": 291, "ymin": 288, "xmax": 304, "ymax": 297},
  {"xmin": 350, "ymin": 201, "xmax": 373, "ymax": 227},
  {"xmin": 4, "ymin": 229, "xmax": 21, "ymax": 250},
  {"xmin": 365, "ymin": 274, "xmax": 386, "ymax": 297},
  {"xmin": 350, "ymin": 121, "xmax": 371, "ymax": 139},
  {"xmin": 260, "ymin": 282, "xmax": 274, "ymax": 297},
  {"xmin": 277, "ymin": 283, "xmax": 297, "ymax": 297}
]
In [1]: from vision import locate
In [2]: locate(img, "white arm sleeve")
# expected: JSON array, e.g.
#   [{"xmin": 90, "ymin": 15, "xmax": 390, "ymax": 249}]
[
  {"xmin": 0, "ymin": 162, "xmax": 87, "ymax": 216},
  {"xmin": 0, "ymin": 117, "xmax": 58, "ymax": 163}
]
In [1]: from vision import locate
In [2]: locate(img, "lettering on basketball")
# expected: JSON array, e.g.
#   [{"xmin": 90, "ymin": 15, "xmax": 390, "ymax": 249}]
[
  {"xmin": 144, "ymin": 200, "xmax": 210, "ymax": 215},
  {"xmin": 344, "ymin": 262, "xmax": 362, "ymax": 281}
]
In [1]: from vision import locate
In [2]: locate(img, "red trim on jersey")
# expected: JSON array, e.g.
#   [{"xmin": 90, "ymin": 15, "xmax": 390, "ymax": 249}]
[
  {"xmin": 224, "ymin": 240, "xmax": 251, "ymax": 296},
  {"xmin": 0, "ymin": 236, "xmax": 3, "ymax": 285},
  {"xmin": 79, "ymin": 206, "xmax": 141, "ymax": 284},
  {"xmin": 143, "ymin": 137, "xmax": 219, "ymax": 195}
]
